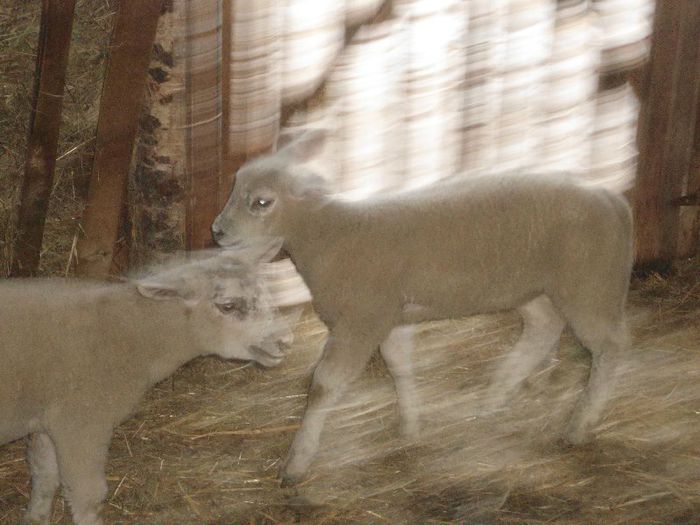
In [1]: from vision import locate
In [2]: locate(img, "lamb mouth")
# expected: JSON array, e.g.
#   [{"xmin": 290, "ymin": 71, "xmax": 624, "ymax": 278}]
[
  {"xmin": 217, "ymin": 238, "xmax": 244, "ymax": 249},
  {"xmin": 250, "ymin": 344, "xmax": 285, "ymax": 367}
]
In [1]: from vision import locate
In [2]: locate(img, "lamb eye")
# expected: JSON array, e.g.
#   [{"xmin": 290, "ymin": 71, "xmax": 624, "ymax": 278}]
[
  {"xmin": 251, "ymin": 197, "xmax": 273, "ymax": 210},
  {"xmin": 218, "ymin": 303, "xmax": 236, "ymax": 313},
  {"xmin": 216, "ymin": 298, "xmax": 247, "ymax": 317}
]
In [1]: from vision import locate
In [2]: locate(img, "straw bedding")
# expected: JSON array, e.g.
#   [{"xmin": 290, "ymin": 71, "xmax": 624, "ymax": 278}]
[{"xmin": 0, "ymin": 262, "xmax": 699, "ymax": 524}]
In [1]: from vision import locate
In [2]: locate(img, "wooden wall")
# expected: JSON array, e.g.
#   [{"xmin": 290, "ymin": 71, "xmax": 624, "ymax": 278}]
[
  {"xmin": 634, "ymin": 0, "xmax": 700, "ymax": 267},
  {"xmin": 8, "ymin": 0, "xmax": 700, "ymax": 279}
]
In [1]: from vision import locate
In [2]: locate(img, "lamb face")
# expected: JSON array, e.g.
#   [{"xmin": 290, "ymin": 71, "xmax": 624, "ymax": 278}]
[
  {"xmin": 212, "ymin": 128, "xmax": 329, "ymax": 248},
  {"xmin": 212, "ymin": 160, "xmax": 287, "ymax": 248},
  {"xmin": 137, "ymin": 248, "xmax": 292, "ymax": 367},
  {"xmin": 209, "ymin": 273, "xmax": 292, "ymax": 367}
]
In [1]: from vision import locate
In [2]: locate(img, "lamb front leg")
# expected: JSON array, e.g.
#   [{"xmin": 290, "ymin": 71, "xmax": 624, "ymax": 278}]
[
  {"xmin": 380, "ymin": 325, "xmax": 420, "ymax": 439},
  {"xmin": 25, "ymin": 433, "xmax": 59, "ymax": 524},
  {"xmin": 51, "ymin": 424, "xmax": 112, "ymax": 525},
  {"xmin": 280, "ymin": 325, "xmax": 386, "ymax": 486}
]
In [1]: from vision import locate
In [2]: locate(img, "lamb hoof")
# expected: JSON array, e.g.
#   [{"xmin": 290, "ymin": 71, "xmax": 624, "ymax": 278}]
[
  {"xmin": 400, "ymin": 422, "xmax": 420, "ymax": 441},
  {"xmin": 24, "ymin": 505, "xmax": 52, "ymax": 525},
  {"xmin": 23, "ymin": 514, "xmax": 49, "ymax": 525},
  {"xmin": 478, "ymin": 400, "xmax": 507, "ymax": 417},
  {"xmin": 279, "ymin": 472, "xmax": 303, "ymax": 488},
  {"xmin": 481, "ymin": 386, "xmax": 518, "ymax": 415},
  {"xmin": 279, "ymin": 461, "xmax": 306, "ymax": 488},
  {"xmin": 564, "ymin": 426, "xmax": 593, "ymax": 446}
]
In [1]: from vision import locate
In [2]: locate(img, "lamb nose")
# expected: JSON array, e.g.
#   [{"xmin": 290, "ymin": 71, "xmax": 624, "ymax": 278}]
[{"xmin": 211, "ymin": 224, "xmax": 224, "ymax": 242}]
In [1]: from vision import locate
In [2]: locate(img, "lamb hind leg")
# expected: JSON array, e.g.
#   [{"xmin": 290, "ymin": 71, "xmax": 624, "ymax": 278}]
[
  {"xmin": 281, "ymin": 324, "xmax": 389, "ymax": 486},
  {"xmin": 565, "ymin": 317, "xmax": 630, "ymax": 445},
  {"xmin": 485, "ymin": 295, "xmax": 566, "ymax": 410},
  {"xmin": 380, "ymin": 325, "xmax": 420, "ymax": 439},
  {"xmin": 25, "ymin": 433, "xmax": 59, "ymax": 524}
]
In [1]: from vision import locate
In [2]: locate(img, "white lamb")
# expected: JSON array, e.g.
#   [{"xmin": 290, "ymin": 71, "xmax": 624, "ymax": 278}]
[
  {"xmin": 1, "ymin": 244, "xmax": 292, "ymax": 524},
  {"xmin": 212, "ymin": 129, "xmax": 633, "ymax": 485}
]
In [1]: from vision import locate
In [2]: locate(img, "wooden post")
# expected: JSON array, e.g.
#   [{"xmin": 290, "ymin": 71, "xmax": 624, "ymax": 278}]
[
  {"xmin": 184, "ymin": 0, "xmax": 223, "ymax": 250},
  {"xmin": 676, "ymin": 96, "xmax": 700, "ymax": 258},
  {"xmin": 10, "ymin": 0, "xmax": 76, "ymax": 277},
  {"xmin": 634, "ymin": 0, "xmax": 700, "ymax": 265},
  {"xmin": 129, "ymin": 0, "xmax": 188, "ymax": 269},
  {"xmin": 223, "ymin": 0, "xmax": 282, "ymax": 208},
  {"xmin": 220, "ymin": 0, "xmax": 233, "ymax": 208},
  {"xmin": 75, "ymin": 0, "xmax": 162, "ymax": 278}
]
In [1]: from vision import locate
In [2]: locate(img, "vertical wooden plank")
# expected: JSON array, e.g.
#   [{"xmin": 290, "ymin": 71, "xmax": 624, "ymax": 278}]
[
  {"xmin": 220, "ymin": 0, "xmax": 232, "ymax": 209},
  {"xmin": 223, "ymin": 0, "xmax": 282, "ymax": 205},
  {"xmin": 129, "ymin": 0, "xmax": 188, "ymax": 269},
  {"xmin": 676, "ymin": 90, "xmax": 700, "ymax": 257},
  {"xmin": 185, "ymin": 0, "xmax": 222, "ymax": 250},
  {"xmin": 75, "ymin": 0, "xmax": 162, "ymax": 278},
  {"xmin": 634, "ymin": 0, "xmax": 700, "ymax": 264},
  {"xmin": 10, "ymin": 0, "xmax": 76, "ymax": 277}
]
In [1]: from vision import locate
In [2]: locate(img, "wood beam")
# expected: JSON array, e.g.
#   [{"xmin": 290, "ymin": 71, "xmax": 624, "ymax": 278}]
[
  {"xmin": 634, "ymin": 0, "xmax": 700, "ymax": 264},
  {"xmin": 10, "ymin": 0, "xmax": 76, "ymax": 277},
  {"xmin": 184, "ymin": 0, "xmax": 222, "ymax": 250},
  {"xmin": 75, "ymin": 0, "xmax": 162, "ymax": 278}
]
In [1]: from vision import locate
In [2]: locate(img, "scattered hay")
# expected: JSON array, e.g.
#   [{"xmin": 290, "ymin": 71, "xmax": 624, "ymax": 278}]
[{"xmin": 1, "ymin": 262, "xmax": 699, "ymax": 524}]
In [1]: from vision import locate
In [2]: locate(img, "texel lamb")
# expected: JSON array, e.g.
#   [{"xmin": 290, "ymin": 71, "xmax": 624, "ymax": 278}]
[
  {"xmin": 1, "ymin": 244, "xmax": 292, "ymax": 524},
  {"xmin": 212, "ymin": 129, "xmax": 633, "ymax": 485}
]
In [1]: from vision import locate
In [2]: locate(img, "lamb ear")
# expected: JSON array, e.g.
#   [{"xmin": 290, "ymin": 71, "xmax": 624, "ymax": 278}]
[
  {"xmin": 275, "ymin": 129, "xmax": 299, "ymax": 151},
  {"xmin": 276, "ymin": 128, "xmax": 327, "ymax": 163},
  {"xmin": 136, "ymin": 279, "xmax": 190, "ymax": 301},
  {"xmin": 289, "ymin": 173, "xmax": 330, "ymax": 200}
]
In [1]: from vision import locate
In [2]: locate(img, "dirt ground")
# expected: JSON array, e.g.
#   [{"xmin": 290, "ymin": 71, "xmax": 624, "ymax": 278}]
[{"xmin": 0, "ymin": 260, "xmax": 699, "ymax": 524}]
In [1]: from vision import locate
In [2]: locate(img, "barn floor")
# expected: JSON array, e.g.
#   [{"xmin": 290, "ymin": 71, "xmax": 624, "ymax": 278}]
[{"xmin": 0, "ymin": 260, "xmax": 698, "ymax": 524}]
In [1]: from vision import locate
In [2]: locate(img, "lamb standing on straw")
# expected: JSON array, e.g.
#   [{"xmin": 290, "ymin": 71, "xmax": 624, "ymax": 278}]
[
  {"xmin": 212, "ymin": 129, "xmax": 633, "ymax": 485},
  {"xmin": 1, "ymin": 245, "xmax": 291, "ymax": 525}
]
